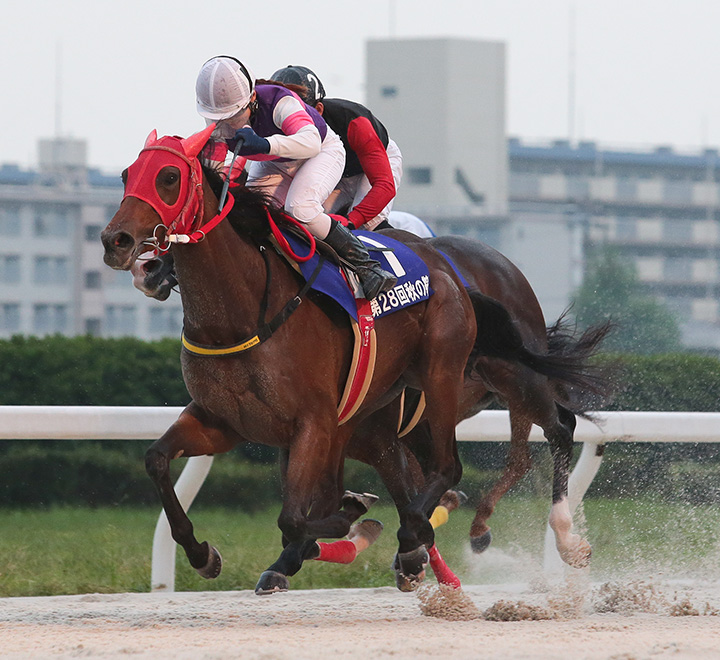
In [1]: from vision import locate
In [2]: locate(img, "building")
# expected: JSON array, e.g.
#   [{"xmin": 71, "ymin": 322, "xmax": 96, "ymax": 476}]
[
  {"xmin": 366, "ymin": 37, "xmax": 720, "ymax": 350},
  {"xmin": 0, "ymin": 138, "xmax": 183, "ymax": 339},
  {"xmin": 507, "ymin": 138, "xmax": 720, "ymax": 350},
  {"xmin": 367, "ymin": 38, "xmax": 508, "ymax": 218}
]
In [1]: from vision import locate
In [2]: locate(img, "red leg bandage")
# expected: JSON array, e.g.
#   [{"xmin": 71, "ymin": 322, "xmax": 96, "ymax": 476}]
[
  {"xmin": 315, "ymin": 540, "xmax": 358, "ymax": 564},
  {"xmin": 427, "ymin": 544, "xmax": 462, "ymax": 589}
]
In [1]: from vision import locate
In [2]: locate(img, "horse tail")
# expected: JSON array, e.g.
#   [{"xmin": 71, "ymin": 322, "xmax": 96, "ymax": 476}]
[
  {"xmin": 543, "ymin": 312, "xmax": 618, "ymax": 415},
  {"xmin": 466, "ymin": 291, "xmax": 616, "ymax": 410}
]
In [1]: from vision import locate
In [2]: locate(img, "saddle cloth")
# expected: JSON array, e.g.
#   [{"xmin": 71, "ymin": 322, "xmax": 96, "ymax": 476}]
[{"xmin": 282, "ymin": 229, "xmax": 433, "ymax": 319}]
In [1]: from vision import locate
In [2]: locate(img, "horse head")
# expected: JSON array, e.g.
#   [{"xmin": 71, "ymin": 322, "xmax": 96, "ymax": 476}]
[{"xmin": 101, "ymin": 124, "xmax": 215, "ymax": 270}]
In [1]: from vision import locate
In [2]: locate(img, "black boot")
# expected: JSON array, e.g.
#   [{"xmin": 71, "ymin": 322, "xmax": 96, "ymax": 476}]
[{"xmin": 323, "ymin": 221, "xmax": 397, "ymax": 300}]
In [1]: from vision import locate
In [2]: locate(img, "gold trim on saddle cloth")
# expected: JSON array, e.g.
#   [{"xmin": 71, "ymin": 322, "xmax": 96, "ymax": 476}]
[
  {"xmin": 397, "ymin": 389, "xmax": 427, "ymax": 438},
  {"xmin": 337, "ymin": 315, "xmax": 377, "ymax": 425}
]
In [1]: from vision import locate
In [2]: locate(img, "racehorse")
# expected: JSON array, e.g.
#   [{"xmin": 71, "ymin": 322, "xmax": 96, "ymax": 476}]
[
  {"xmin": 134, "ymin": 222, "xmax": 612, "ymax": 578},
  {"xmin": 101, "ymin": 124, "xmax": 500, "ymax": 593},
  {"xmin": 347, "ymin": 234, "xmax": 613, "ymax": 570}
]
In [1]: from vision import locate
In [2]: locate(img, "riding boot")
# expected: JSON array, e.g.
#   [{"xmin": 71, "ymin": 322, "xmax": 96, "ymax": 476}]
[{"xmin": 323, "ymin": 220, "xmax": 397, "ymax": 300}]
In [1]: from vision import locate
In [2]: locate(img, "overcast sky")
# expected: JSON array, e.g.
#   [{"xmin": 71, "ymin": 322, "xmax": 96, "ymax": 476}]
[{"xmin": 4, "ymin": 0, "xmax": 720, "ymax": 172}]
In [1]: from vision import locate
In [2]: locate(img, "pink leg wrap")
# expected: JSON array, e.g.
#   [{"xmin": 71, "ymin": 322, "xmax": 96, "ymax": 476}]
[
  {"xmin": 427, "ymin": 544, "xmax": 462, "ymax": 589},
  {"xmin": 315, "ymin": 540, "xmax": 358, "ymax": 564}
]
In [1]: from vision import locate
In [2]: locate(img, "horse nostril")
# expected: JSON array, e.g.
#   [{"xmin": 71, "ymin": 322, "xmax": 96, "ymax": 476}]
[{"xmin": 113, "ymin": 232, "xmax": 135, "ymax": 250}]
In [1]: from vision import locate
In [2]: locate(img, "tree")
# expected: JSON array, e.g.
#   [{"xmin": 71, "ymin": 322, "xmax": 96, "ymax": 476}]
[{"xmin": 572, "ymin": 247, "xmax": 682, "ymax": 354}]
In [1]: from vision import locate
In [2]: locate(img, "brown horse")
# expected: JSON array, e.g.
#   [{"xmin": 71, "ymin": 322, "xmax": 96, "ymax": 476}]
[
  {"xmin": 347, "ymin": 234, "xmax": 612, "ymax": 570},
  {"xmin": 133, "ymin": 221, "xmax": 611, "ymax": 576},
  {"xmin": 101, "ymin": 125, "xmax": 488, "ymax": 594}
]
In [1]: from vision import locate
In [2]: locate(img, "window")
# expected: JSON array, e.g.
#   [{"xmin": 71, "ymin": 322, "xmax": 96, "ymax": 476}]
[
  {"xmin": 0, "ymin": 206, "xmax": 21, "ymax": 236},
  {"xmin": 149, "ymin": 307, "xmax": 183, "ymax": 337},
  {"xmin": 664, "ymin": 257, "xmax": 693, "ymax": 282},
  {"xmin": 34, "ymin": 206, "xmax": 69, "ymax": 237},
  {"xmin": 34, "ymin": 256, "xmax": 69, "ymax": 284},
  {"xmin": 85, "ymin": 271, "xmax": 102, "ymax": 289},
  {"xmin": 615, "ymin": 217, "xmax": 636, "ymax": 241},
  {"xmin": 0, "ymin": 304, "xmax": 20, "ymax": 333},
  {"xmin": 407, "ymin": 167, "xmax": 432, "ymax": 185},
  {"xmin": 85, "ymin": 224, "xmax": 102, "ymax": 241},
  {"xmin": 663, "ymin": 219, "xmax": 693, "ymax": 243},
  {"xmin": 33, "ymin": 304, "xmax": 68, "ymax": 334},
  {"xmin": 0, "ymin": 255, "xmax": 21, "ymax": 283},
  {"xmin": 616, "ymin": 179, "xmax": 637, "ymax": 201},
  {"xmin": 105, "ymin": 305, "xmax": 136, "ymax": 336},
  {"xmin": 380, "ymin": 86, "xmax": 397, "ymax": 98},
  {"xmin": 85, "ymin": 318, "xmax": 101, "ymax": 335},
  {"xmin": 663, "ymin": 181, "xmax": 693, "ymax": 204}
]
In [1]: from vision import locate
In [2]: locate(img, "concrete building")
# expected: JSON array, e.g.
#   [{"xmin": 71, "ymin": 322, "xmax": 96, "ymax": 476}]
[
  {"xmin": 365, "ymin": 37, "xmax": 719, "ymax": 350},
  {"xmin": 507, "ymin": 138, "xmax": 720, "ymax": 350},
  {"xmin": 0, "ymin": 138, "xmax": 183, "ymax": 339},
  {"xmin": 367, "ymin": 38, "xmax": 508, "ymax": 218}
]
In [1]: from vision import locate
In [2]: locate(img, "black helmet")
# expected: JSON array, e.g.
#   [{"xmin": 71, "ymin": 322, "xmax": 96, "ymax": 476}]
[{"xmin": 270, "ymin": 65, "xmax": 326, "ymax": 105}]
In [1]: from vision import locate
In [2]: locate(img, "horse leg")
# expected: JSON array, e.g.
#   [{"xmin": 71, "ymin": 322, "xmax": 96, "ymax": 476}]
[
  {"xmin": 255, "ymin": 421, "xmax": 351, "ymax": 595},
  {"xmin": 145, "ymin": 405, "xmax": 240, "ymax": 578},
  {"xmin": 469, "ymin": 412, "xmax": 533, "ymax": 553},
  {"xmin": 545, "ymin": 404, "xmax": 591, "ymax": 569}
]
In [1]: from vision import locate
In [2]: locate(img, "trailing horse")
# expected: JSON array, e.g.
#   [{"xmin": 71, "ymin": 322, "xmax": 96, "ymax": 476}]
[
  {"xmin": 347, "ymin": 234, "xmax": 613, "ymax": 570},
  {"xmin": 102, "ymin": 125, "xmax": 482, "ymax": 594}
]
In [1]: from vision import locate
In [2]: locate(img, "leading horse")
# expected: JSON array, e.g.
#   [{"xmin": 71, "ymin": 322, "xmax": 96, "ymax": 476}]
[{"xmin": 102, "ymin": 125, "xmax": 489, "ymax": 593}]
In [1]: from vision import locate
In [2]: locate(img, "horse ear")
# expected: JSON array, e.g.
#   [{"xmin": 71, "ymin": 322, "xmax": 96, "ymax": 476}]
[
  {"xmin": 181, "ymin": 123, "xmax": 217, "ymax": 158},
  {"xmin": 144, "ymin": 129, "xmax": 158, "ymax": 147}
]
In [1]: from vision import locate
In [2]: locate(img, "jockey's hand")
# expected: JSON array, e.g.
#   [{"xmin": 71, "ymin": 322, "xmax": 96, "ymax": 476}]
[
  {"xmin": 330, "ymin": 214, "xmax": 356, "ymax": 231},
  {"xmin": 232, "ymin": 127, "xmax": 270, "ymax": 156}
]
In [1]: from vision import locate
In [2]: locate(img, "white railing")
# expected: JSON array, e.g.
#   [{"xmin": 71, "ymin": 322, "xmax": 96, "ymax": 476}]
[{"xmin": 1, "ymin": 406, "xmax": 718, "ymax": 590}]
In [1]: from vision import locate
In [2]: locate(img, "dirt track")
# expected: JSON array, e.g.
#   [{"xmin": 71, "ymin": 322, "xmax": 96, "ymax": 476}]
[{"xmin": 2, "ymin": 581, "xmax": 719, "ymax": 659}]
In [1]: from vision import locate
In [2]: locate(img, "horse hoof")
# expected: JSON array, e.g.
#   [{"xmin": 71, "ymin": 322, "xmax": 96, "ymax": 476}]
[
  {"xmin": 348, "ymin": 519, "xmax": 384, "ymax": 547},
  {"xmin": 560, "ymin": 538, "xmax": 592, "ymax": 569},
  {"xmin": 393, "ymin": 546, "xmax": 429, "ymax": 592},
  {"xmin": 195, "ymin": 544, "xmax": 223, "ymax": 579},
  {"xmin": 395, "ymin": 569, "xmax": 426, "ymax": 592},
  {"xmin": 255, "ymin": 570, "xmax": 290, "ymax": 595},
  {"xmin": 470, "ymin": 530, "xmax": 493, "ymax": 554},
  {"xmin": 341, "ymin": 490, "xmax": 379, "ymax": 514}
]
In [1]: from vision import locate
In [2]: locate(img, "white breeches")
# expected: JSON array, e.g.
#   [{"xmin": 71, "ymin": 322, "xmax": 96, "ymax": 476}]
[{"xmin": 245, "ymin": 129, "xmax": 345, "ymax": 239}]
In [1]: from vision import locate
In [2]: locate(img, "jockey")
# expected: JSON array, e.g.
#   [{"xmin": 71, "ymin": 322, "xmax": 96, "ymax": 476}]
[
  {"xmin": 195, "ymin": 56, "xmax": 396, "ymax": 301},
  {"xmin": 387, "ymin": 211, "xmax": 436, "ymax": 238},
  {"xmin": 269, "ymin": 65, "xmax": 402, "ymax": 233}
]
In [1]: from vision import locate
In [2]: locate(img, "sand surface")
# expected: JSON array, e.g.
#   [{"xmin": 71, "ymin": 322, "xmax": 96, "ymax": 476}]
[{"xmin": 2, "ymin": 580, "xmax": 719, "ymax": 659}]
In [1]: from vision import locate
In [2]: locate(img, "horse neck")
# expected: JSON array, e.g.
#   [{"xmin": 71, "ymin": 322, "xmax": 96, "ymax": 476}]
[{"xmin": 172, "ymin": 186, "xmax": 275, "ymax": 344}]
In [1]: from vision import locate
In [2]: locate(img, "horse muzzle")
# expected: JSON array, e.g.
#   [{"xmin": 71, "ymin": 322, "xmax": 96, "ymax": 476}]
[{"xmin": 101, "ymin": 228, "xmax": 139, "ymax": 269}]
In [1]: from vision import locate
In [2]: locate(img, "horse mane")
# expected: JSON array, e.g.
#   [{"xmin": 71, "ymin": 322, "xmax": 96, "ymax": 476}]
[{"xmin": 201, "ymin": 164, "xmax": 297, "ymax": 242}]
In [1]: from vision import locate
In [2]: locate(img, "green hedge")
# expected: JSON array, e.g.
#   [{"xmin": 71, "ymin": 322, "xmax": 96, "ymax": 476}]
[
  {"xmin": 0, "ymin": 444, "xmax": 281, "ymax": 509},
  {"xmin": 1, "ymin": 337, "xmax": 719, "ymax": 507},
  {"xmin": 604, "ymin": 353, "xmax": 720, "ymax": 412},
  {"xmin": 0, "ymin": 335, "xmax": 188, "ymax": 406}
]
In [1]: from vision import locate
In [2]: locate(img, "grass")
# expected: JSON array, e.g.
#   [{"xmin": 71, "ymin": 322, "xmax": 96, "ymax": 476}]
[{"xmin": 1, "ymin": 498, "xmax": 718, "ymax": 597}]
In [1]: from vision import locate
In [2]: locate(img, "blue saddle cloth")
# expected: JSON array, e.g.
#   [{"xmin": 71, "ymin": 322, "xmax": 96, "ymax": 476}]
[{"xmin": 282, "ymin": 229, "xmax": 433, "ymax": 320}]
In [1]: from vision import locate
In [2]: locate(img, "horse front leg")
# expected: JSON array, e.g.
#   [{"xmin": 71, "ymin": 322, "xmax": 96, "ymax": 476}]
[
  {"xmin": 470, "ymin": 412, "xmax": 533, "ymax": 553},
  {"xmin": 145, "ymin": 404, "xmax": 240, "ymax": 579},
  {"xmin": 546, "ymin": 405, "xmax": 592, "ymax": 569},
  {"xmin": 255, "ymin": 420, "xmax": 350, "ymax": 595}
]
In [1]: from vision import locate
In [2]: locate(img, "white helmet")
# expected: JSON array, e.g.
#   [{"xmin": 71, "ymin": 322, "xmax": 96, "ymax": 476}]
[{"xmin": 196, "ymin": 56, "xmax": 255, "ymax": 120}]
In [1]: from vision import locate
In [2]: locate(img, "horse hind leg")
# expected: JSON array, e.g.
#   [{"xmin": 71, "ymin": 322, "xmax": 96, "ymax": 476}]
[
  {"xmin": 546, "ymin": 405, "xmax": 591, "ymax": 569},
  {"xmin": 470, "ymin": 412, "xmax": 533, "ymax": 553}
]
